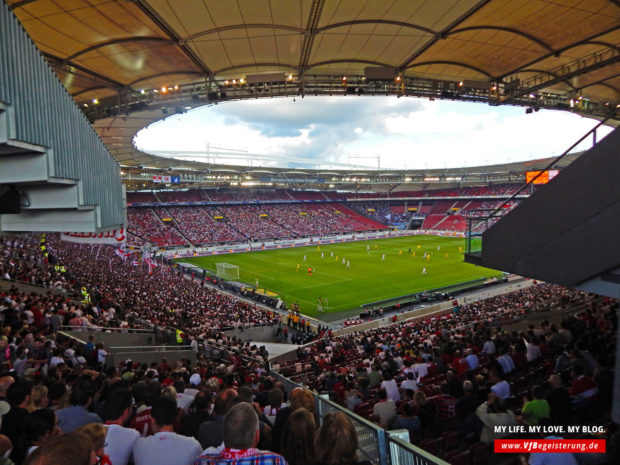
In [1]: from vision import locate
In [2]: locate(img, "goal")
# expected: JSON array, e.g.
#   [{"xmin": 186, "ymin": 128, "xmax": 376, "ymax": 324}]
[{"xmin": 216, "ymin": 263, "xmax": 239, "ymax": 280}]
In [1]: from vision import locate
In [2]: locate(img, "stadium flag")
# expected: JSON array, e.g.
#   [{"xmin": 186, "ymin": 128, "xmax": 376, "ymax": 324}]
[
  {"xmin": 131, "ymin": 260, "xmax": 140, "ymax": 266},
  {"xmin": 114, "ymin": 246, "xmax": 132, "ymax": 261},
  {"xmin": 152, "ymin": 175, "xmax": 162, "ymax": 183},
  {"xmin": 162, "ymin": 176, "xmax": 171, "ymax": 183},
  {"xmin": 171, "ymin": 176, "xmax": 180, "ymax": 183}
]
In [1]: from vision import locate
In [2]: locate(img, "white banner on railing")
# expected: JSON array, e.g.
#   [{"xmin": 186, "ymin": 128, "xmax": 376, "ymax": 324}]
[{"xmin": 61, "ymin": 228, "xmax": 126, "ymax": 246}]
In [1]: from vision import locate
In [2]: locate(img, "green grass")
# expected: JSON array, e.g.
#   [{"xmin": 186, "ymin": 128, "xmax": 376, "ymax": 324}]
[{"xmin": 177, "ymin": 236, "xmax": 501, "ymax": 321}]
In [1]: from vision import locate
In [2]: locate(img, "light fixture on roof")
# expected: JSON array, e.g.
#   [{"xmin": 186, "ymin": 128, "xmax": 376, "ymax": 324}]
[
  {"xmin": 140, "ymin": 89, "xmax": 145, "ymax": 94},
  {"xmin": 224, "ymin": 80, "xmax": 229, "ymax": 85},
  {"xmin": 174, "ymin": 85, "xmax": 179, "ymax": 90},
  {"xmin": 395, "ymin": 75, "xmax": 401, "ymax": 82},
  {"xmin": 491, "ymin": 85, "xmax": 497, "ymax": 91},
  {"xmin": 287, "ymin": 74, "xmax": 293, "ymax": 81},
  {"xmin": 83, "ymin": 103, "xmax": 88, "ymax": 107},
  {"xmin": 92, "ymin": 99, "xmax": 99, "ymax": 104},
  {"xmin": 529, "ymin": 93, "xmax": 536, "ymax": 99},
  {"xmin": 458, "ymin": 81, "xmax": 463, "ymax": 87},
  {"xmin": 161, "ymin": 86, "xmax": 167, "ymax": 93},
  {"xmin": 239, "ymin": 78, "xmax": 245, "ymax": 84},
  {"xmin": 153, "ymin": 89, "xmax": 158, "ymax": 93},
  {"xmin": 342, "ymin": 76, "xmax": 347, "ymax": 81}
]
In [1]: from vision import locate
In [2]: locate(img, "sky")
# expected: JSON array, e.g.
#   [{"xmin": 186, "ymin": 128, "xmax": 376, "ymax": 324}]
[{"xmin": 133, "ymin": 97, "xmax": 613, "ymax": 170}]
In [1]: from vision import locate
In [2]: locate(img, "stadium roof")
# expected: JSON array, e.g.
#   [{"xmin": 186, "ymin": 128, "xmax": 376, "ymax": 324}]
[{"xmin": 8, "ymin": 0, "xmax": 620, "ymax": 170}]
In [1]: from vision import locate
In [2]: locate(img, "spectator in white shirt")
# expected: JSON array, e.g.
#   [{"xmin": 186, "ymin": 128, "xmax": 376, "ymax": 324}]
[
  {"xmin": 103, "ymin": 388, "xmax": 140, "ymax": 465},
  {"xmin": 400, "ymin": 372, "xmax": 419, "ymax": 392},
  {"xmin": 380, "ymin": 372, "xmax": 401, "ymax": 402},
  {"xmin": 482, "ymin": 338, "xmax": 496, "ymax": 356},
  {"xmin": 133, "ymin": 397, "xmax": 202, "ymax": 465},
  {"xmin": 523, "ymin": 337, "xmax": 542, "ymax": 363}
]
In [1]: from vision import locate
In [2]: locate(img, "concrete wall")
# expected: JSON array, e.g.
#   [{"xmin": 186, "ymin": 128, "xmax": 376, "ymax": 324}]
[
  {"xmin": 61, "ymin": 330, "xmax": 155, "ymax": 348},
  {"xmin": 222, "ymin": 324, "xmax": 279, "ymax": 343}
]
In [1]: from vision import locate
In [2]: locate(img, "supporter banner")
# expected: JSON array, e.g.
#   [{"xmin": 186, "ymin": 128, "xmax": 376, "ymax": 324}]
[
  {"xmin": 61, "ymin": 228, "xmax": 126, "ymax": 245},
  {"xmin": 152, "ymin": 175, "xmax": 180, "ymax": 183}
]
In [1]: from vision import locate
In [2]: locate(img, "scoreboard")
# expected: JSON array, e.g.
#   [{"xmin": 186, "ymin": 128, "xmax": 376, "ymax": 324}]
[{"xmin": 526, "ymin": 169, "xmax": 559, "ymax": 184}]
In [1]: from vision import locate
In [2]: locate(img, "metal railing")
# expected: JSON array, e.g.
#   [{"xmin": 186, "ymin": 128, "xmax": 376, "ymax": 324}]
[
  {"xmin": 270, "ymin": 371, "xmax": 447, "ymax": 465},
  {"xmin": 388, "ymin": 436, "xmax": 449, "ymax": 465}
]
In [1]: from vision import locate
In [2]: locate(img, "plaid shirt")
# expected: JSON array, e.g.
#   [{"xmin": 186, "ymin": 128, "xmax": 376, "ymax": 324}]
[{"xmin": 194, "ymin": 449, "xmax": 287, "ymax": 465}]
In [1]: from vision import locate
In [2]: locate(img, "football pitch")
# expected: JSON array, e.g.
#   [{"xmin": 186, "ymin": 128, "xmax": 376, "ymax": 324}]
[{"xmin": 178, "ymin": 236, "xmax": 502, "ymax": 320}]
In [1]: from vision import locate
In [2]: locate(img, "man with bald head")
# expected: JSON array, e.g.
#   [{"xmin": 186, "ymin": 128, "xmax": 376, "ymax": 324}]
[{"xmin": 198, "ymin": 388, "xmax": 237, "ymax": 449}]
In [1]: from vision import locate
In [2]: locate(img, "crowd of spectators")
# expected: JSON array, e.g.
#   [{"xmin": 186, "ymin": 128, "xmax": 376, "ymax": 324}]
[
  {"xmin": 275, "ymin": 283, "xmax": 617, "ymax": 463},
  {"xmin": 126, "ymin": 210, "xmax": 188, "ymax": 247}
]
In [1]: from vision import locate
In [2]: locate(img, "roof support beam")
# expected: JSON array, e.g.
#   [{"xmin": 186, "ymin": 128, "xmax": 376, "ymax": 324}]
[
  {"xmin": 398, "ymin": 0, "xmax": 492, "ymax": 70},
  {"xmin": 446, "ymin": 26, "xmax": 553, "ymax": 53},
  {"xmin": 64, "ymin": 37, "xmax": 174, "ymax": 63},
  {"xmin": 186, "ymin": 24, "xmax": 305, "ymax": 41},
  {"xmin": 298, "ymin": 0, "xmax": 325, "ymax": 77},
  {"xmin": 316, "ymin": 20, "xmax": 435, "ymax": 35},
  {"xmin": 405, "ymin": 60, "xmax": 494, "ymax": 79},
  {"xmin": 44, "ymin": 52, "xmax": 124, "ymax": 90}
]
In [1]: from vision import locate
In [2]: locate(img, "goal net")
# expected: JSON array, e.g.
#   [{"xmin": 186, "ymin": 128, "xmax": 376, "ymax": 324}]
[{"xmin": 216, "ymin": 263, "xmax": 239, "ymax": 280}]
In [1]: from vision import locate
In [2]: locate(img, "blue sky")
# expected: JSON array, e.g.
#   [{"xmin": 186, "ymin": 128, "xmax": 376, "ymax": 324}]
[{"xmin": 134, "ymin": 97, "xmax": 613, "ymax": 170}]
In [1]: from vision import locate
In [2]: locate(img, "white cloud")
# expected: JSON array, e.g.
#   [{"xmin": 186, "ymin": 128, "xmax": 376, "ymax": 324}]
[{"xmin": 134, "ymin": 97, "xmax": 613, "ymax": 170}]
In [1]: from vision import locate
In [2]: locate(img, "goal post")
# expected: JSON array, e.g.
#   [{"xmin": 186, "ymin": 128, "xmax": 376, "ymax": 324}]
[{"xmin": 216, "ymin": 263, "xmax": 239, "ymax": 280}]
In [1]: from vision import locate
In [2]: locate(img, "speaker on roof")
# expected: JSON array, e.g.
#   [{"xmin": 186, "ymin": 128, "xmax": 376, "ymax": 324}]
[{"xmin": 0, "ymin": 185, "xmax": 21, "ymax": 214}]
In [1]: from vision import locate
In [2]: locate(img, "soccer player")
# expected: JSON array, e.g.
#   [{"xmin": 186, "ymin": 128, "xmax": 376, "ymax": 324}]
[
  {"xmin": 422, "ymin": 267, "xmax": 427, "ymax": 275},
  {"xmin": 417, "ymin": 244, "xmax": 420, "ymax": 249},
  {"xmin": 398, "ymin": 249, "xmax": 402, "ymax": 256},
  {"xmin": 303, "ymin": 254, "xmax": 306, "ymax": 262},
  {"xmin": 437, "ymin": 245, "xmax": 440, "ymax": 251},
  {"xmin": 330, "ymin": 251, "xmax": 334, "ymax": 257},
  {"xmin": 375, "ymin": 244, "xmax": 378, "ymax": 249},
  {"xmin": 408, "ymin": 247, "xmax": 411, "ymax": 253},
  {"xmin": 308, "ymin": 266, "xmax": 312, "ymax": 276},
  {"xmin": 321, "ymin": 252, "xmax": 324, "ymax": 259},
  {"xmin": 342, "ymin": 257, "xmax": 346, "ymax": 265},
  {"xmin": 296, "ymin": 264, "xmax": 300, "ymax": 272},
  {"xmin": 255, "ymin": 278, "xmax": 259, "ymax": 287},
  {"xmin": 346, "ymin": 260, "xmax": 350, "ymax": 268},
  {"xmin": 366, "ymin": 244, "xmax": 370, "ymax": 252},
  {"xmin": 381, "ymin": 254, "xmax": 386, "ymax": 261},
  {"xmin": 423, "ymin": 252, "xmax": 427, "ymax": 258}
]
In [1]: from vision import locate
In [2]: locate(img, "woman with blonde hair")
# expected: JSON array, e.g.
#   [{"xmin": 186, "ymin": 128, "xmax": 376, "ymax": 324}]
[
  {"xmin": 28, "ymin": 386, "xmax": 49, "ymax": 412},
  {"xmin": 315, "ymin": 411, "xmax": 370, "ymax": 465},
  {"xmin": 77, "ymin": 423, "xmax": 111, "ymax": 465}
]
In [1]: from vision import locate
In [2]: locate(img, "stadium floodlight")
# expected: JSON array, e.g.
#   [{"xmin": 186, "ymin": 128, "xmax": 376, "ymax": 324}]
[{"xmin": 216, "ymin": 263, "xmax": 239, "ymax": 281}]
